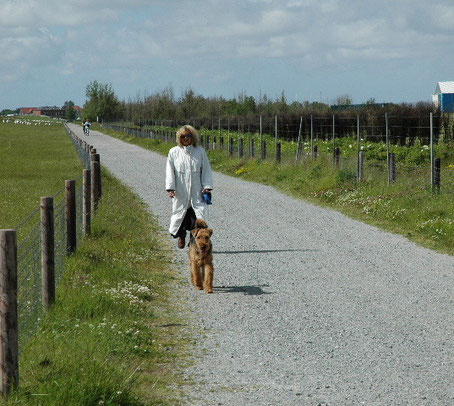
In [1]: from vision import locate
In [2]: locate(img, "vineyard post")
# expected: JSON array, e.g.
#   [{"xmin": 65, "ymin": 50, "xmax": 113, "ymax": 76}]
[
  {"xmin": 218, "ymin": 118, "xmax": 221, "ymax": 140},
  {"xmin": 332, "ymin": 114, "xmax": 336, "ymax": 157},
  {"xmin": 310, "ymin": 115, "xmax": 314, "ymax": 159},
  {"xmin": 386, "ymin": 112, "xmax": 390, "ymax": 184},
  {"xmin": 296, "ymin": 116, "xmax": 303, "ymax": 161},
  {"xmin": 358, "ymin": 151, "xmax": 365, "ymax": 182},
  {"xmin": 275, "ymin": 115, "xmax": 278, "ymax": 146},
  {"xmin": 434, "ymin": 158, "xmax": 441, "ymax": 190},
  {"xmin": 356, "ymin": 115, "xmax": 361, "ymax": 181},
  {"xmin": 261, "ymin": 140, "xmax": 267, "ymax": 161},
  {"xmin": 388, "ymin": 153, "xmax": 396, "ymax": 183},
  {"xmin": 276, "ymin": 142, "xmax": 281, "ymax": 163},
  {"xmin": 259, "ymin": 116, "xmax": 263, "ymax": 147},
  {"xmin": 334, "ymin": 147, "xmax": 341, "ymax": 167},
  {"xmin": 430, "ymin": 112, "xmax": 434, "ymax": 189}
]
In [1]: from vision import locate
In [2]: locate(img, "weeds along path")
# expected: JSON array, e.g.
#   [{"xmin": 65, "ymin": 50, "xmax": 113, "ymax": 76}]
[{"xmin": 67, "ymin": 123, "xmax": 454, "ymax": 406}]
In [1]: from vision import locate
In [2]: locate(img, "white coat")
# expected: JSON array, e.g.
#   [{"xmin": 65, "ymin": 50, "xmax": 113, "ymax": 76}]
[{"xmin": 165, "ymin": 145, "xmax": 213, "ymax": 236}]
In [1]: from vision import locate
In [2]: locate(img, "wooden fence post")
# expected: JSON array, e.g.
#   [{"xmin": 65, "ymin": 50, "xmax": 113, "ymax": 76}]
[
  {"xmin": 239, "ymin": 138, "xmax": 244, "ymax": 158},
  {"xmin": 83, "ymin": 169, "xmax": 91, "ymax": 235},
  {"xmin": 433, "ymin": 158, "xmax": 441, "ymax": 190},
  {"xmin": 358, "ymin": 151, "xmax": 365, "ymax": 182},
  {"xmin": 388, "ymin": 153, "xmax": 396, "ymax": 184},
  {"xmin": 65, "ymin": 180, "xmax": 76, "ymax": 255},
  {"xmin": 0, "ymin": 229, "xmax": 19, "ymax": 396},
  {"xmin": 90, "ymin": 153, "xmax": 102, "ymax": 199},
  {"xmin": 91, "ymin": 156, "xmax": 101, "ymax": 212},
  {"xmin": 41, "ymin": 197, "xmax": 55, "ymax": 309},
  {"xmin": 249, "ymin": 138, "xmax": 255, "ymax": 158},
  {"xmin": 334, "ymin": 147, "xmax": 341, "ymax": 167},
  {"xmin": 312, "ymin": 145, "xmax": 318, "ymax": 159},
  {"xmin": 229, "ymin": 138, "xmax": 234, "ymax": 157},
  {"xmin": 276, "ymin": 142, "xmax": 282, "ymax": 163},
  {"xmin": 261, "ymin": 140, "xmax": 267, "ymax": 161}
]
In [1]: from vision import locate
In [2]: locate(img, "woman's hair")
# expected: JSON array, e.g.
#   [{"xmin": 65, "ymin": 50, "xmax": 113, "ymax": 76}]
[{"xmin": 176, "ymin": 125, "xmax": 199, "ymax": 147}]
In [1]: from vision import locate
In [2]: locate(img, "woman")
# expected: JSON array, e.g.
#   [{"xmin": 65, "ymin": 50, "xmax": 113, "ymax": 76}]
[{"xmin": 166, "ymin": 125, "xmax": 213, "ymax": 248}]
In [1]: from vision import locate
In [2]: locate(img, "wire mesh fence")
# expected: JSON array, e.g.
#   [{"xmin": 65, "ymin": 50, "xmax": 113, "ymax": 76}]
[
  {"xmin": 0, "ymin": 122, "xmax": 102, "ymax": 394},
  {"xmin": 105, "ymin": 113, "xmax": 454, "ymax": 195},
  {"xmin": 65, "ymin": 123, "xmax": 92, "ymax": 169},
  {"xmin": 16, "ymin": 216, "xmax": 42, "ymax": 348},
  {"xmin": 9, "ymin": 127, "xmax": 96, "ymax": 353}
]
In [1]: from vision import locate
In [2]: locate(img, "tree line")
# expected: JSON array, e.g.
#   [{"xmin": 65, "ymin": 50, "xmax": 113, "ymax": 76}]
[
  {"xmin": 3, "ymin": 80, "xmax": 449, "ymax": 143},
  {"xmin": 74, "ymin": 81, "xmax": 453, "ymax": 143}
]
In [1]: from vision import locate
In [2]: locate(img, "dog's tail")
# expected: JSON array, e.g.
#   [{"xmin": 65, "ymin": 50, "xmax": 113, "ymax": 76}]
[{"xmin": 194, "ymin": 218, "xmax": 208, "ymax": 229}]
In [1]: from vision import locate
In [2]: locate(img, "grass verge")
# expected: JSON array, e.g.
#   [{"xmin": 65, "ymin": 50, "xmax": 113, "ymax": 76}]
[
  {"xmin": 96, "ymin": 124, "xmax": 454, "ymax": 256},
  {"xmin": 3, "ymin": 170, "xmax": 190, "ymax": 405},
  {"xmin": 1, "ymin": 120, "xmax": 191, "ymax": 405}
]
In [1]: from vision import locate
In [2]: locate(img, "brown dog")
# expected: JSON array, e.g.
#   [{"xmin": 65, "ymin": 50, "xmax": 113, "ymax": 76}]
[{"xmin": 189, "ymin": 219, "xmax": 214, "ymax": 293}]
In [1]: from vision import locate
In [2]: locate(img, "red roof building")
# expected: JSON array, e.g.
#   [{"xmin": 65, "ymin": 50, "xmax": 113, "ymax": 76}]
[{"xmin": 19, "ymin": 107, "xmax": 37, "ymax": 115}]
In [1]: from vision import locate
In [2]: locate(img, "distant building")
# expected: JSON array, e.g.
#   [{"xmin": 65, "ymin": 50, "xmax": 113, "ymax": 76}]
[
  {"xmin": 433, "ymin": 82, "xmax": 454, "ymax": 113},
  {"xmin": 32, "ymin": 106, "xmax": 65, "ymax": 117},
  {"xmin": 18, "ymin": 105, "xmax": 82, "ymax": 118},
  {"xmin": 19, "ymin": 107, "xmax": 37, "ymax": 115}
]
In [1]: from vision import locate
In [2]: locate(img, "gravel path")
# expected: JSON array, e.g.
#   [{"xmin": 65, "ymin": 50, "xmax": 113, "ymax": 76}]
[{"xmin": 69, "ymin": 124, "xmax": 454, "ymax": 406}]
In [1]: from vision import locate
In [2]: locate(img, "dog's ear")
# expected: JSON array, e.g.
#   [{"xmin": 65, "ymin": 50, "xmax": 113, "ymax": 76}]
[
  {"xmin": 191, "ymin": 228, "xmax": 199, "ymax": 237},
  {"xmin": 206, "ymin": 228, "xmax": 213, "ymax": 236}
]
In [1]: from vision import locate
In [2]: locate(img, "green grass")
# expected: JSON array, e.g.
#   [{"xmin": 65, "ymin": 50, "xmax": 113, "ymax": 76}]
[
  {"xmin": 4, "ymin": 170, "xmax": 191, "ymax": 405},
  {"xmin": 1, "ymin": 120, "xmax": 192, "ymax": 405},
  {"xmin": 0, "ymin": 119, "xmax": 84, "ymax": 237},
  {"xmin": 97, "ymin": 123, "xmax": 454, "ymax": 256}
]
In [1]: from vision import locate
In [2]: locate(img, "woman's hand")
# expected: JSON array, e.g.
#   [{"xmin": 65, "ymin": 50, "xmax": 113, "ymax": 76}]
[{"xmin": 167, "ymin": 190, "xmax": 176, "ymax": 198}]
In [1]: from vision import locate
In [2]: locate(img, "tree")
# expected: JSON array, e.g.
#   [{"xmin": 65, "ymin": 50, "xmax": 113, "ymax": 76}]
[
  {"xmin": 63, "ymin": 101, "xmax": 76, "ymax": 121},
  {"xmin": 335, "ymin": 94, "xmax": 353, "ymax": 105},
  {"xmin": 84, "ymin": 81, "xmax": 123, "ymax": 122}
]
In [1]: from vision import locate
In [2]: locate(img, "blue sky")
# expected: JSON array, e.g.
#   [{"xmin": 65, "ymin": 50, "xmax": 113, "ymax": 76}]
[{"xmin": 1, "ymin": 0, "xmax": 453, "ymax": 110}]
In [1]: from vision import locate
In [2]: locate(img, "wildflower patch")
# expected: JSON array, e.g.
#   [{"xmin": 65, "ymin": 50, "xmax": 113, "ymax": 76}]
[{"xmin": 104, "ymin": 281, "xmax": 153, "ymax": 307}]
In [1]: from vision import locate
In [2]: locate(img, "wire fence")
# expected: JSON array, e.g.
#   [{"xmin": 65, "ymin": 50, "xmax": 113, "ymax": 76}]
[
  {"xmin": 105, "ymin": 113, "xmax": 451, "ymax": 194},
  {"xmin": 8, "ymin": 125, "xmax": 95, "ymax": 354}
]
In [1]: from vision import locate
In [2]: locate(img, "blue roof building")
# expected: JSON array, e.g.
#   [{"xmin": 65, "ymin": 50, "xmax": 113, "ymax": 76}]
[{"xmin": 433, "ymin": 82, "xmax": 454, "ymax": 113}]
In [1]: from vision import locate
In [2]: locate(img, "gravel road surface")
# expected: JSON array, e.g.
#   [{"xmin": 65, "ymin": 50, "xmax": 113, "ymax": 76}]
[{"xmin": 68, "ymin": 124, "xmax": 454, "ymax": 405}]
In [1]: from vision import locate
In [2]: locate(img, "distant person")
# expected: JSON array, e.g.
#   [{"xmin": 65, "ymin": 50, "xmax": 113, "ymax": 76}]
[
  {"xmin": 83, "ymin": 119, "xmax": 91, "ymax": 135},
  {"xmin": 165, "ymin": 125, "xmax": 213, "ymax": 249}
]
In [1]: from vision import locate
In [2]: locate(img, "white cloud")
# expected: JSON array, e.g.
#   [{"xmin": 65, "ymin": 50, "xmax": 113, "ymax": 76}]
[{"xmin": 0, "ymin": 0, "xmax": 453, "ymax": 106}]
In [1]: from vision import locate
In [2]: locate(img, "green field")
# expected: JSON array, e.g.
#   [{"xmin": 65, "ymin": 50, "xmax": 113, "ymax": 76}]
[
  {"xmin": 0, "ymin": 118, "xmax": 84, "ymax": 235},
  {"xmin": 1, "ymin": 118, "xmax": 189, "ymax": 405}
]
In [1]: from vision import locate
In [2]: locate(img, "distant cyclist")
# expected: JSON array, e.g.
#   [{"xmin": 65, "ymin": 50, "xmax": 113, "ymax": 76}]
[{"xmin": 83, "ymin": 119, "xmax": 91, "ymax": 136}]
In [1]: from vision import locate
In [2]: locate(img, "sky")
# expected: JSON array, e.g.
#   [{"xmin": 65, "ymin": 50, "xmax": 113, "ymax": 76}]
[{"xmin": 1, "ymin": 0, "xmax": 453, "ymax": 110}]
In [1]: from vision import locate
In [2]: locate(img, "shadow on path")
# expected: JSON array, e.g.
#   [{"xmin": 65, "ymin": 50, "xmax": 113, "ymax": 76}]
[
  {"xmin": 213, "ymin": 249, "xmax": 315, "ymax": 255},
  {"xmin": 214, "ymin": 284, "xmax": 272, "ymax": 296}
]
